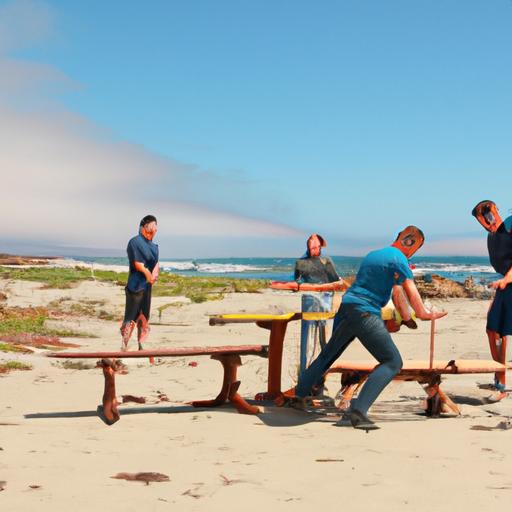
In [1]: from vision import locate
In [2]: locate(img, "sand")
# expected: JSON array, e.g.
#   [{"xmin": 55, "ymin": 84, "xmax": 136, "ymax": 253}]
[{"xmin": 0, "ymin": 277, "xmax": 511, "ymax": 511}]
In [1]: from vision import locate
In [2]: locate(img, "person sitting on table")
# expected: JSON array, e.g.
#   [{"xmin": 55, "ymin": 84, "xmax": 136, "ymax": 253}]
[
  {"xmin": 472, "ymin": 200, "xmax": 512, "ymax": 399},
  {"xmin": 294, "ymin": 234, "xmax": 345, "ymax": 383},
  {"xmin": 295, "ymin": 226, "xmax": 447, "ymax": 431},
  {"xmin": 120, "ymin": 215, "xmax": 159, "ymax": 351}
]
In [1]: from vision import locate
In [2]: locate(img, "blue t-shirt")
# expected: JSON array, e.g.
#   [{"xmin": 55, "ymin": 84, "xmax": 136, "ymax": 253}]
[
  {"xmin": 342, "ymin": 246, "xmax": 414, "ymax": 315},
  {"xmin": 126, "ymin": 234, "xmax": 159, "ymax": 292}
]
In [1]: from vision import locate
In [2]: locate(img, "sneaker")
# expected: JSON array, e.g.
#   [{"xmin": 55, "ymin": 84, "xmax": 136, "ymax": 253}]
[
  {"xmin": 350, "ymin": 410, "xmax": 380, "ymax": 431},
  {"xmin": 494, "ymin": 380, "xmax": 506, "ymax": 392},
  {"xmin": 334, "ymin": 411, "xmax": 352, "ymax": 427}
]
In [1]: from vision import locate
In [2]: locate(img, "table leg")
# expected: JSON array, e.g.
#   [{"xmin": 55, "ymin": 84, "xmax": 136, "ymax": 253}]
[
  {"xmin": 255, "ymin": 320, "xmax": 289, "ymax": 400},
  {"xmin": 192, "ymin": 354, "xmax": 260, "ymax": 414},
  {"xmin": 98, "ymin": 358, "xmax": 120, "ymax": 425}
]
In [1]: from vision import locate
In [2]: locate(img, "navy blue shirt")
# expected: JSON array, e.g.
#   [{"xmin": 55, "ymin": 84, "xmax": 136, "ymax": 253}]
[
  {"xmin": 126, "ymin": 234, "xmax": 159, "ymax": 292},
  {"xmin": 488, "ymin": 216, "xmax": 512, "ymax": 277},
  {"xmin": 343, "ymin": 246, "xmax": 413, "ymax": 315}
]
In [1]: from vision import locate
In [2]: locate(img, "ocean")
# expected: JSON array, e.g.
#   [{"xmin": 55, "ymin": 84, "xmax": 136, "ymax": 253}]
[{"xmin": 70, "ymin": 255, "xmax": 500, "ymax": 284}]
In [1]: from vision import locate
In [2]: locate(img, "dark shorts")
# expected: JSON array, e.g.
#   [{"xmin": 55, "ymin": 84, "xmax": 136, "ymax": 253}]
[
  {"xmin": 487, "ymin": 284, "xmax": 512, "ymax": 336},
  {"xmin": 123, "ymin": 286, "xmax": 152, "ymax": 323}
]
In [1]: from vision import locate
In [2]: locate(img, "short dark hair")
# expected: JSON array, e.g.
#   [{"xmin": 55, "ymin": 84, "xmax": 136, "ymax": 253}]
[{"xmin": 139, "ymin": 214, "xmax": 157, "ymax": 227}]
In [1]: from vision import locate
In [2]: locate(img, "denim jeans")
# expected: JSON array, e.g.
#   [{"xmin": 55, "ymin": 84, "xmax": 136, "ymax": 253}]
[
  {"xmin": 299, "ymin": 293, "xmax": 333, "ymax": 381},
  {"xmin": 296, "ymin": 302, "xmax": 403, "ymax": 415}
]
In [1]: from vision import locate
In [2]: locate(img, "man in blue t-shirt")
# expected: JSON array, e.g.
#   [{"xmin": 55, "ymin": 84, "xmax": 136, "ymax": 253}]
[
  {"xmin": 295, "ymin": 226, "xmax": 447, "ymax": 430},
  {"xmin": 120, "ymin": 215, "xmax": 160, "ymax": 351}
]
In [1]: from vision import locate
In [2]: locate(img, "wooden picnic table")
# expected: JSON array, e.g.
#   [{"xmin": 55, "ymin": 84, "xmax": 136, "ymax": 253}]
[
  {"xmin": 47, "ymin": 345, "xmax": 268, "ymax": 425},
  {"xmin": 208, "ymin": 306, "xmax": 404, "ymax": 401},
  {"xmin": 209, "ymin": 312, "xmax": 335, "ymax": 400}
]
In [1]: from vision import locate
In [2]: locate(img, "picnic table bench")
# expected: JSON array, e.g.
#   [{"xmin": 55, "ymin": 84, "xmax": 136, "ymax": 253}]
[
  {"xmin": 47, "ymin": 345, "xmax": 268, "ymax": 425},
  {"xmin": 328, "ymin": 359, "xmax": 511, "ymax": 416}
]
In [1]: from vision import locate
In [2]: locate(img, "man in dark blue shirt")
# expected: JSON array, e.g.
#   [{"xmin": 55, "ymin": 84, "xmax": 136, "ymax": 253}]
[
  {"xmin": 472, "ymin": 200, "xmax": 512, "ymax": 398},
  {"xmin": 121, "ymin": 215, "xmax": 160, "ymax": 351},
  {"xmin": 295, "ymin": 226, "xmax": 447, "ymax": 430}
]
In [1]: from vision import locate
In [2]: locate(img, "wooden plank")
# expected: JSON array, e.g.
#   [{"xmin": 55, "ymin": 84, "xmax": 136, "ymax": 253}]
[
  {"xmin": 47, "ymin": 345, "xmax": 268, "ymax": 359},
  {"xmin": 209, "ymin": 312, "xmax": 299, "ymax": 325},
  {"xmin": 328, "ymin": 359, "xmax": 510, "ymax": 374}
]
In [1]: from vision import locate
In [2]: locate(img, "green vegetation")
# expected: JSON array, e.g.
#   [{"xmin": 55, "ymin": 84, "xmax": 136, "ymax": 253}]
[
  {"xmin": 0, "ymin": 266, "xmax": 127, "ymax": 289},
  {"xmin": 0, "ymin": 307, "xmax": 95, "ymax": 338},
  {"xmin": 0, "ymin": 342, "xmax": 32, "ymax": 353},
  {"xmin": 0, "ymin": 360, "xmax": 33, "ymax": 374},
  {"xmin": 0, "ymin": 265, "xmax": 268, "ymax": 302},
  {"xmin": 152, "ymin": 273, "xmax": 267, "ymax": 302},
  {"xmin": 47, "ymin": 297, "xmax": 117, "ymax": 321}
]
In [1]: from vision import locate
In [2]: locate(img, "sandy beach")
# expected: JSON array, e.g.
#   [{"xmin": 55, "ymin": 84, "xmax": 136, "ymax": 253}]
[{"xmin": 1, "ymin": 276, "xmax": 511, "ymax": 511}]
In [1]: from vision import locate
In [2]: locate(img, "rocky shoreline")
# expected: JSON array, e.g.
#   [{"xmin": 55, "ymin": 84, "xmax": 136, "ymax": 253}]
[
  {"xmin": 0, "ymin": 253, "xmax": 57, "ymax": 266},
  {"xmin": 415, "ymin": 274, "xmax": 494, "ymax": 300}
]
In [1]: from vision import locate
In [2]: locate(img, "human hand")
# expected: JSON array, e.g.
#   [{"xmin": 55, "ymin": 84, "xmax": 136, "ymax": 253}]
[
  {"xmin": 429, "ymin": 310, "xmax": 448, "ymax": 320},
  {"xmin": 489, "ymin": 277, "xmax": 510, "ymax": 290},
  {"xmin": 416, "ymin": 309, "xmax": 447, "ymax": 321}
]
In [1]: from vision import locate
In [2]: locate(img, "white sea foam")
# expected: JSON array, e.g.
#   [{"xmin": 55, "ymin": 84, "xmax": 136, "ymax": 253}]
[
  {"xmin": 160, "ymin": 260, "xmax": 268, "ymax": 274},
  {"xmin": 160, "ymin": 260, "xmax": 198, "ymax": 271},
  {"xmin": 195, "ymin": 263, "xmax": 269, "ymax": 274},
  {"xmin": 412, "ymin": 264, "xmax": 495, "ymax": 274}
]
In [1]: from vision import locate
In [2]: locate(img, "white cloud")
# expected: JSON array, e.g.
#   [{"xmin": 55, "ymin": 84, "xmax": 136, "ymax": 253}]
[{"xmin": 0, "ymin": 0, "xmax": 301, "ymax": 255}]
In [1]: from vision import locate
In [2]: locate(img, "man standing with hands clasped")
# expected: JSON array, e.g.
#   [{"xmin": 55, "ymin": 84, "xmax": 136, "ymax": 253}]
[
  {"xmin": 472, "ymin": 200, "xmax": 512, "ymax": 399},
  {"xmin": 120, "ymin": 215, "xmax": 159, "ymax": 352}
]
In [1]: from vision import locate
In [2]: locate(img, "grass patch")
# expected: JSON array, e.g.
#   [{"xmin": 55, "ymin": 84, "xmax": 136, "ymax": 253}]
[
  {"xmin": 0, "ymin": 266, "xmax": 127, "ymax": 289},
  {"xmin": 0, "ymin": 342, "xmax": 33, "ymax": 353},
  {"xmin": 153, "ymin": 274, "xmax": 267, "ymax": 302},
  {"xmin": 47, "ymin": 298, "xmax": 116, "ymax": 321},
  {"xmin": 0, "ymin": 307, "xmax": 95, "ymax": 339},
  {"xmin": 0, "ymin": 265, "xmax": 268, "ymax": 301},
  {"xmin": 0, "ymin": 360, "xmax": 33, "ymax": 374}
]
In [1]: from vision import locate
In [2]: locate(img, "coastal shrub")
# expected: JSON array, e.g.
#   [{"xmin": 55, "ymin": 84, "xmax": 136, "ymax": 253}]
[
  {"xmin": 0, "ymin": 342, "xmax": 33, "ymax": 354},
  {"xmin": 0, "ymin": 360, "xmax": 33, "ymax": 374},
  {"xmin": 0, "ymin": 266, "xmax": 127, "ymax": 288},
  {"xmin": 0, "ymin": 307, "xmax": 95, "ymax": 338},
  {"xmin": 0, "ymin": 266, "xmax": 268, "ymax": 300}
]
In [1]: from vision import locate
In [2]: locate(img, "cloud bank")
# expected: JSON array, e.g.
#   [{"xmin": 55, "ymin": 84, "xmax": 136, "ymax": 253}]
[{"xmin": 0, "ymin": 0, "xmax": 302, "ymax": 256}]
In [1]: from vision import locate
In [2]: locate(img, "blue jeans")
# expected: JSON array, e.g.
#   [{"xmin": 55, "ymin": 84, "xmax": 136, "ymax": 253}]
[
  {"xmin": 296, "ymin": 302, "xmax": 403, "ymax": 415},
  {"xmin": 299, "ymin": 293, "xmax": 333, "ymax": 381}
]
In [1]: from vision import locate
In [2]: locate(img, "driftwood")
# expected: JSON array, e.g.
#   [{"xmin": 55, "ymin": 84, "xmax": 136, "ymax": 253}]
[{"xmin": 111, "ymin": 472, "xmax": 170, "ymax": 485}]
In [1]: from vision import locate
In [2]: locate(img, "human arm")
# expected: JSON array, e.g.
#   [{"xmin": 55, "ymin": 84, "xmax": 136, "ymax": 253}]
[
  {"xmin": 391, "ymin": 285, "xmax": 417, "ymax": 328},
  {"xmin": 401, "ymin": 279, "xmax": 447, "ymax": 321},
  {"xmin": 151, "ymin": 262, "xmax": 160, "ymax": 283},
  {"xmin": 489, "ymin": 266, "xmax": 512, "ymax": 290},
  {"xmin": 133, "ymin": 261, "xmax": 155, "ymax": 284}
]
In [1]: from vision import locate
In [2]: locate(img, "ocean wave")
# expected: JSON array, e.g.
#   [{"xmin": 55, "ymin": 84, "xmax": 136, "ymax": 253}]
[
  {"xmin": 413, "ymin": 264, "xmax": 495, "ymax": 274},
  {"xmin": 196, "ymin": 263, "xmax": 269, "ymax": 274},
  {"xmin": 160, "ymin": 261, "xmax": 269, "ymax": 274},
  {"xmin": 160, "ymin": 260, "xmax": 198, "ymax": 271}
]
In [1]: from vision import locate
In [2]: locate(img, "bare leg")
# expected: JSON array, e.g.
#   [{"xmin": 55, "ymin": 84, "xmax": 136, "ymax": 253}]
[
  {"xmin": 120, "ymin": 321, "xmax": 135, "ymax": 351},
  {"xmin": 136, "ymin": 314, "xmax": 150, "ymax": 350}
]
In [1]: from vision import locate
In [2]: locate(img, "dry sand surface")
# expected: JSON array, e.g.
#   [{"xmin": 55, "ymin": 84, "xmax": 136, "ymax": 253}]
[{"xmin": 1, "ymin": 278, "xmax": 511, "ymax": 511}]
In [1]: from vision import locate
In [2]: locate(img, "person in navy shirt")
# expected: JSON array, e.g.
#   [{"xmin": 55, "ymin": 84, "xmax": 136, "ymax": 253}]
[
  {"xmin": 472, "ymin": 200, "xmax": 512, "ymax": 399},
  {"xmin": 295, "ymin": 226, "xmax": 447, "ymax": 430},
  {"xmin": 120, "ymin": 215, "xmax": 160, "ymax": 351}
]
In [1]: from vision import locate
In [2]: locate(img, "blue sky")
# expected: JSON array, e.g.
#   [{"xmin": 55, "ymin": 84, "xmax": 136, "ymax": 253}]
[{"xmin": 1, "ymin": 0, "xmax": 512, "ymax": 257}]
